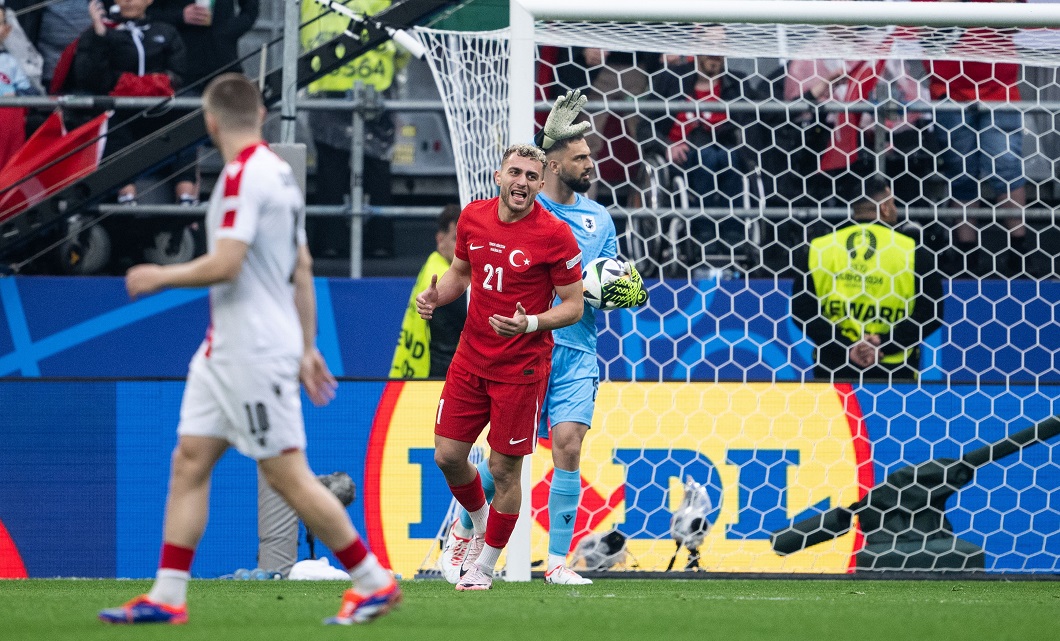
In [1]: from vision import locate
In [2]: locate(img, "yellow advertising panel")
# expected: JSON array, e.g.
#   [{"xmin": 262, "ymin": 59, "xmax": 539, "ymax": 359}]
[{"xmin": 367, "ymin": 381, "xmax": 867, "ymax": 578}]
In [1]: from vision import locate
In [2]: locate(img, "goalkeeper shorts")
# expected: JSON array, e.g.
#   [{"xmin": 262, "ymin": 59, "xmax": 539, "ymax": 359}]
[{"xmin": 538, "ymin": 345, "xmax": 599, "ymax": 438}]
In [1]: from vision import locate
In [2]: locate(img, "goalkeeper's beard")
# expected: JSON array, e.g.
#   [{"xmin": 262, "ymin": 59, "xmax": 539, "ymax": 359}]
[{"xmin": 561, "ymin": 171, "xmax": 592, "ymax": 194}]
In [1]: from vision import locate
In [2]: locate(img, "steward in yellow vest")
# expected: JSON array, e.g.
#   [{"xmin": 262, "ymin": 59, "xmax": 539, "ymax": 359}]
[
  {"xmin": 791, "ymin": 179, "xmax": 944, "ymax": 381},
  {"xmin": 390, "ymin": 205, "xmax": 466, "ymax": 378}
]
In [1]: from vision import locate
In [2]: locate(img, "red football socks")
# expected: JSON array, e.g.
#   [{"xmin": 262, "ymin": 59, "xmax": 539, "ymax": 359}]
[
  {"xmin": 449, "ymin": 474, "xmax": 487, "ymax": 513},
  {"xmin": 335, "ymin": 537, "xmax": 370, "ymax": 571},
  {"xmin": 159, "ymin": 542, "xmax": 195, "ymax": 572},
  {"xmin": 484, "ymin": 505, "xmax": 519, "ymax": 549}
]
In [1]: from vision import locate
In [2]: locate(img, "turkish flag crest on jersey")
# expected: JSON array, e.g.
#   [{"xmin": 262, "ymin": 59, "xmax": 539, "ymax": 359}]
[{"xmin": 507, "ymin": 248, "xmax": 533, "ymax": 272}]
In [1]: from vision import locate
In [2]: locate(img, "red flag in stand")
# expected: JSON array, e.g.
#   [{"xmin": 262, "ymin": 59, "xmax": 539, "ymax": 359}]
[
  {"xmin": 0, "ymin": 108, "xmax": 27, "ymax": 170},
  {"xmin": 0, "ymin": 110, "xmax": 110, "ymax": 224}
]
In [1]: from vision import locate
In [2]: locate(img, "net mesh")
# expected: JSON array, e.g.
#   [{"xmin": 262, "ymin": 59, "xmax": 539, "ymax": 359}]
[
  {"xmin": 414, "ymin": 18, "xmax": 1060, "ymax": 574},
  {"xmin": 534, "ymin": 22, "xmax": 1050, "ymax": 66},
  {"xmin": 416, "ymin": 29, "xmax": 512, "ymax": 205}
]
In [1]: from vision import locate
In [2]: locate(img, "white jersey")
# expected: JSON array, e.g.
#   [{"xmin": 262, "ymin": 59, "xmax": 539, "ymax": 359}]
[{"xmin": 202, "ymin": 142, "xmax": 307, "ymax": 361}]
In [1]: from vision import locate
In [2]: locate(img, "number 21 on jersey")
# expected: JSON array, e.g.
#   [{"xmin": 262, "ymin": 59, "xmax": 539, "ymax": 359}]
[{"xmin": 483, "ymin": 264, "xmax": 504, "ymax": 292}]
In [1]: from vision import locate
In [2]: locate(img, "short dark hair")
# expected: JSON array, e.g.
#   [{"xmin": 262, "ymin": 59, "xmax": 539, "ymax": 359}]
[
  {"xmin": 202, "ymin": 73, "xmax": 263, "ymax": 131},
  {"xmin": 540, "ymin": 134, "xmax": 586, "ymax": 157},
  {"xmin": 534, "ymin": 128, "xmax": 593, "ymax": 155},
  {"xmin": 437, "ymin": 203, "xmax": 460, "ymax": 233},
  {"xmin": 851, "ymin": 176, "xmax": 891, "ymax": 216}
]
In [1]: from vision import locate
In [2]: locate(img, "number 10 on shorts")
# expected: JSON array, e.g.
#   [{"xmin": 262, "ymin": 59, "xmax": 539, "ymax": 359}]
[{"xmin": 245, "ymin": 402, "xmax": 270, "ymax": 446}]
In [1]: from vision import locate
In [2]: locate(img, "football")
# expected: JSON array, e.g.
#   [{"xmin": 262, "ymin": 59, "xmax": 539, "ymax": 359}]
[{"xmin": 582, "ymin": 257, "xmax": 627, "ymax": 310}]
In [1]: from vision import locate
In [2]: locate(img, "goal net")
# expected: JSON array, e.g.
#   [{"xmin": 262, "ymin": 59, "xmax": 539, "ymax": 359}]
[{"xmin": 414, "ymin": 0, "xmax": 1060, "ymax": 575}]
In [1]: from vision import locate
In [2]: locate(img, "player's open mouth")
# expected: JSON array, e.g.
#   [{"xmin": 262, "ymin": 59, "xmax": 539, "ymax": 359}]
[{"xmin": 510, "ymin": 189, "xmax": 528, "ymax": 204}]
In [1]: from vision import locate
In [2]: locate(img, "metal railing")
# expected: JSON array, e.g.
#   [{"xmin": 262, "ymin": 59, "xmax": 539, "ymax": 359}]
[
  {"xmin": 0, "ymin": 93, "xmax": 451, "ymax": 277},
  {"xmin": 2, "ymin": 92, "xmax": 1058, "ymax": 276}
]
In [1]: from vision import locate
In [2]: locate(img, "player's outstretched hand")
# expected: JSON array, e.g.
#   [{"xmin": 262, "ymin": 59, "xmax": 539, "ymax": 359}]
[
  {"xmin": 125, "ymin": 263, "xmax": 166, "ymax": 299},
  {"xmin": 300, "ymin": 347, "xmax": 338, "ymax": 407},
  {"xmin": 416, "ymin": 274, "xmax": 440, "ymax": 320},
  {"xmin": 489, "ymin": 301, "xmax": 529, "ymax": 337},
  {"xmin": 541, "ymin": 89, "xmax": 590, "ymax": 150}
]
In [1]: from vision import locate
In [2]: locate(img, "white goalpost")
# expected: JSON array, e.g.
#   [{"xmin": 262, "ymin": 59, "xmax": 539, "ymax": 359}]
[
  {"xmin": 516, "ymin": 0, "xmax": 1060, "ymax": 27},
  {"xmin": 415, "ymin": 0, "xmax": 1060, "ymax": 580}
]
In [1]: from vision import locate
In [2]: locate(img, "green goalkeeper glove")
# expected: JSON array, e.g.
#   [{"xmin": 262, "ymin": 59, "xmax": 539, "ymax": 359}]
[
  {"xmin": 540, "ymin": 89, "xmax": 590, "ymax": 150},
  {"xmin": 600, "ymin": 262, "xmax": 648, "ymax": 309}
]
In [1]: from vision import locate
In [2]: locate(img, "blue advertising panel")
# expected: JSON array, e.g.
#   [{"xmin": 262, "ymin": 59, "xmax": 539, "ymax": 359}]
[
  {"xmin": 0, "ymin": 381, "xmax": 116, "ymax": 577},
  {"xmin": 3, "ymin": 276, "xmax": 1058, "ymax": 382}
]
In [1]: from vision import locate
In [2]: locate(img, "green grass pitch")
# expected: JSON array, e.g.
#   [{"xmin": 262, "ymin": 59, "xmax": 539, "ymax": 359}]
[{"xmin": 1, "ymin": 578, "xmax": 1058, "ymax": 641}]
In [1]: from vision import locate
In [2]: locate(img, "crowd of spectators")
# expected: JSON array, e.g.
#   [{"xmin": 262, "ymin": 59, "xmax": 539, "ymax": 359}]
[
  {"xmin": 0, "ymin": 0, "xmax": 1054, "ymax": 280},
  {"xmin": 541, "ymin": 35, "xmax": 1052, "ymax": 280},
  {"xmin": 1, "ymin": 0, "xmax": 257, "ymax": 271}
]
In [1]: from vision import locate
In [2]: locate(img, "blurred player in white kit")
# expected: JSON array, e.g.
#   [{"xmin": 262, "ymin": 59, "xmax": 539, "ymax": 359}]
[{"xmin": 99, "ymin": 72, "xmax": 400, "ymax": 626}]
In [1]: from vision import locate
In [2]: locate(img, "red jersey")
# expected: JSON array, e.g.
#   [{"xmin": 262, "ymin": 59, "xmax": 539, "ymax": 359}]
[
  {"xmin": 449, "ymin": 197, "xmax": 582, "ymax": 383},
  {"xmin": 669, "ymin": 82, "xmax": 727, "ymax": 143},
  {"xmin": 915, "ymin": 0, "xmax": 1021, "ymax": 102}
]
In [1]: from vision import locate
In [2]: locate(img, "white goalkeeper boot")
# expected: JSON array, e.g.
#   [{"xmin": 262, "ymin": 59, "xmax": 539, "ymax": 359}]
[{"xmin": 544, "ymin": 564, "xmax": 592, "ymax": 585}]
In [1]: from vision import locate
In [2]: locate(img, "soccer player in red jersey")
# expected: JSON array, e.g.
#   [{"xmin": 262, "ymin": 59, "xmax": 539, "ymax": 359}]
[{"xmin": 416, "ymin": 143, "xmax": 585, "ymax": 590}]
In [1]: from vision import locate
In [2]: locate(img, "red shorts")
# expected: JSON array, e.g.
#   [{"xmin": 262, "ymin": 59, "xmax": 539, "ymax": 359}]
[{"xmin": 435, "ymin": 361, "xmax": 548, "ymax": 456}]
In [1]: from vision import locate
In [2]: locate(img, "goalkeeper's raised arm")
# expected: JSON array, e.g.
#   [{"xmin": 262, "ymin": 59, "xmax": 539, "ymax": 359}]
[{"xmin": 536, "ymin": 89, "xmax": 590, "ymax": 150}]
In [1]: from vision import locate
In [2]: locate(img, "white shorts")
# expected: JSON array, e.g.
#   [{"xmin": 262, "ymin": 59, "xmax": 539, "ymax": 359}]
[{"xmin": 178, "ymin": 350, "xmax": 306, "ymax": 460}]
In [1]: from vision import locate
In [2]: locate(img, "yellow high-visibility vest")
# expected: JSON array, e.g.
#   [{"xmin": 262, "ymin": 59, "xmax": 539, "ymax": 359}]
[
  {"xmin": 300, "ymin": 0, "xmax": 397, "ymax": 94},
  {"xmin": 390, "ymin": 251, "xmax": 451, "ymax": 379},
  {"xmin": 809, "ymin": 222, "xmax": 917, "ymax": 365}
]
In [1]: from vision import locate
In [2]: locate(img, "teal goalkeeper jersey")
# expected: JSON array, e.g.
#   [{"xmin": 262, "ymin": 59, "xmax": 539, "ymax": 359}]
[{"xmin": 537, "ymin": 192, "xmax": 618, "ymax": 355}]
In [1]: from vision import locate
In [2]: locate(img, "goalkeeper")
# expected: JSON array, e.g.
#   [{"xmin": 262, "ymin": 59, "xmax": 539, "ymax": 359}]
[{"xmin": 442, "ymin": 90, "xmax": 647, "ymax": 585}]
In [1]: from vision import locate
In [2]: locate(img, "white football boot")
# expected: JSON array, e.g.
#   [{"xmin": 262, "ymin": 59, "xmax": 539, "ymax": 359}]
[
  {"xmin": 439, "ymin": 521, "xmax": 472, "ymax": 584},
  {"xmin": 455, "ymin": 562, "xmax": 493, "ymax": 591},
  {"xmin": 543, "ymin": 564, "xmax": 593, "ymax": 585},
  {"xmin": 464, "ymin": 535, "xmax": 485, "ymax": 566}
]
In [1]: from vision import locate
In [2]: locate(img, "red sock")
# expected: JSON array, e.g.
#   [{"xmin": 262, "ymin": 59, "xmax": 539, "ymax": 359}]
[
  {"xmin": 335, "ymin": 537, "xmax": 369, "ymax": 571},
  {"xmin": 484, "ymin": 505, "xmax": 519, "ymax": 549},
  {"xmin": 449, "ymin": 474, "xmax": 486, "ymax": 513},
  {"xmin": 159, "ymin": 542, "xmax": 195, "ymax": 572}
]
